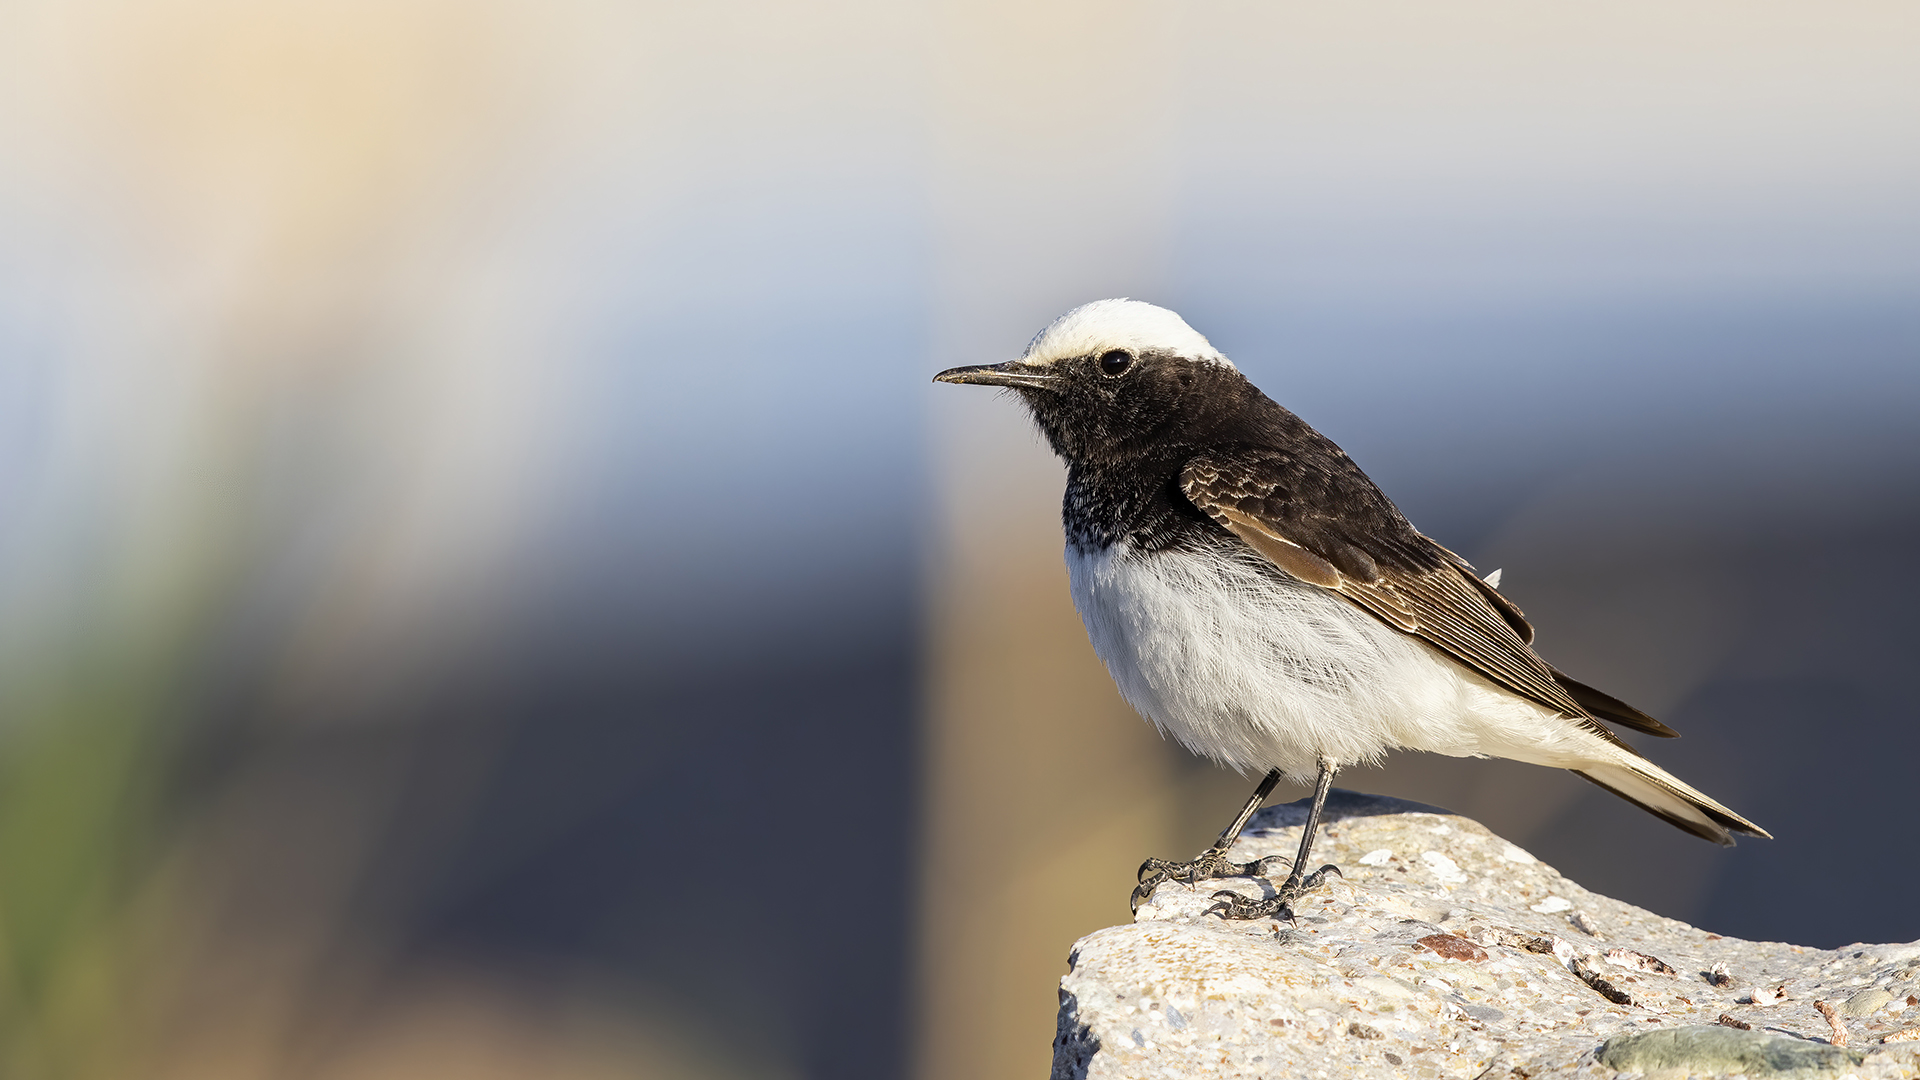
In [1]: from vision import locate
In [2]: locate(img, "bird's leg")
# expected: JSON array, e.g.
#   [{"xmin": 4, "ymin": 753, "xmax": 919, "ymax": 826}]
[
  {"xmin": 1209, "ymin": 757, "xmax": 1344, "ymax": 921},
  {"xmin": 1130, "ymin": 768, "xmax": 1289, "ymax": 913}
]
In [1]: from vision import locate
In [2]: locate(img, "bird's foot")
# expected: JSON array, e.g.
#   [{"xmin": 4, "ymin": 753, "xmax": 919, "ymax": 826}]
[
  {"xmin": 1207, "ymin": 864, "xmax": 1343, "ymax": 921},
  {"xmin": 1130, "ymin": 850, "xmax": 1290, "ymax": 913}
]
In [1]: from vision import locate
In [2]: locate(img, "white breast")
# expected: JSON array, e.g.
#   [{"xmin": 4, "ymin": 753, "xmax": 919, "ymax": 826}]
[{"xmin": 1064, "ymin": 541, "xmax": 1599, "ymax": 779}]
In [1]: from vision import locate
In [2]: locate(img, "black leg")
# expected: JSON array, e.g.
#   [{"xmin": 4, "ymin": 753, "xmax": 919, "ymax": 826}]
[
  {"xmin": 1201, "ymin": 768, "xmax": 1284, "ymax": 860},
  {"xmin": 1209, "ymin": 757, "xmax": 1344, "ymax": 920},
  {"xmin": 1279, "ymin": 756, "xmax": 1336, "ymax": 895},
  {"xmin": 1130, "ymin": 768, "xmax": 1288, "ymax": 913}
]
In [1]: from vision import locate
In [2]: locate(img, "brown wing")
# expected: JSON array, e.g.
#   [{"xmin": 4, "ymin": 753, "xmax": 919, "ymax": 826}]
[{"xmin": 1180, "ymin": 454, "xmax": 1636, "ymax": 747}]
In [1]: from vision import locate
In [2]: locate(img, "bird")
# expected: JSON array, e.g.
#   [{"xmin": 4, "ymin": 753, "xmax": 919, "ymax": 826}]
[{"xmin": 933, "ymin": 298, "xmax": 1769, "ymax": 920}]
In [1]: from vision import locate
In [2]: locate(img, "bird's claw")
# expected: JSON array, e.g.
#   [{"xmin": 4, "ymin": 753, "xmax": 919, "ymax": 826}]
[
  {"xmin": 1129, "ymin": 851, "xmax": 1290, "ymax": 913},
  {"xmin": 1207, "ymin": 888, "xmax": 1296, "ymax": 921},
  {"xmin": 1204, "ymin": 863, "xmax": 1342, "ymax": 921}
]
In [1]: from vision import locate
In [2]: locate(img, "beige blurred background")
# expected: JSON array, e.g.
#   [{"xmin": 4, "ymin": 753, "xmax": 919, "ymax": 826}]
[{"xmin": 0, "ymin": 2, "xmax": 1916, "ymax": 1078}]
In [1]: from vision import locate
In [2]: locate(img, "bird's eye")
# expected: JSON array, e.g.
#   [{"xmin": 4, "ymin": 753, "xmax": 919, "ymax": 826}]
[{"xmin": 1098, "ymin": 349, "xmax": 1134, "ymax": 376}]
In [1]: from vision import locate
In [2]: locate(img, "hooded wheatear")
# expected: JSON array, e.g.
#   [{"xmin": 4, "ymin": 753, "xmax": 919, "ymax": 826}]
[{"xmin": 936, "ymin": 299, "xmax": 1767, "ymax": 919}]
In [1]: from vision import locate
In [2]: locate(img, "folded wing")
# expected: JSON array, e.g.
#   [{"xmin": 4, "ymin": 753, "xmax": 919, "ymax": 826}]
[{"xmin": 1179, "ymin": 453, "xmax": 1676, "ymax": 744}]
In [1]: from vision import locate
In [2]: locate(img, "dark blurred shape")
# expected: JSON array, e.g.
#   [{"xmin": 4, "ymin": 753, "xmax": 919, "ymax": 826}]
[
  {"xmin": 411, "ymin": 580, "xmax": 919, "ymax": 1080},
  {"xmin": 1688, "ymin": 679, "xmax": 1914, "ymax": 942}
]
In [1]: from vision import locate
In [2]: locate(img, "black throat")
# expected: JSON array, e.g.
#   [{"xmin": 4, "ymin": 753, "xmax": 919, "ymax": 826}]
[
  {"xmin": 1039, "ymin": 363, "xmax": 1393, "ymax": 559},
  {"xmin": 1062, "ymin": 455, "xmax": 1215, "ymax": 553}
]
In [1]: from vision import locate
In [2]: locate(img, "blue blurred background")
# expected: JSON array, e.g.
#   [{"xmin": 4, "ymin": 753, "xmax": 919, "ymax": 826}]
[{"xmin": 0, "ymin": 2, "xmax": 1914, "ymax": 1077}]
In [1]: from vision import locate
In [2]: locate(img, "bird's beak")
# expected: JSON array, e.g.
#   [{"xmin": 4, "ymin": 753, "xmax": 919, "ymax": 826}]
[{"xmin": 932, "ymin": 360, "xmax": 1060, "ymax": 390}]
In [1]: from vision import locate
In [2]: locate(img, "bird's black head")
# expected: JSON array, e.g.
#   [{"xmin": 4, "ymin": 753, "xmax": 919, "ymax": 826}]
[{"xmin": 933, "ymin": 299, "xmax": 1256, "ymax": 465}]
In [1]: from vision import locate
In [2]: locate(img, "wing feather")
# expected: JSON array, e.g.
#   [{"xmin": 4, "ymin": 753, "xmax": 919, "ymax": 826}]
[{"xmin": 1180, "ymin": 454, "xmax": 1629, "ymax": 746}]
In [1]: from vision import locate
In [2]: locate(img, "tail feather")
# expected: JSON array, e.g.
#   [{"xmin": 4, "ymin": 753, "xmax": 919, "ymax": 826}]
[{"xmin": 1572, "ymin": 758, "xmax": 1771, "ymax": 847}]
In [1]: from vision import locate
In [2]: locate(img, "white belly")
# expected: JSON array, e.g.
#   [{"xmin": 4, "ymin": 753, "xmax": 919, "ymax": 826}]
[{"xmin": 1065, "ymin": 540, "xmax": 1600, "ymax": 778}]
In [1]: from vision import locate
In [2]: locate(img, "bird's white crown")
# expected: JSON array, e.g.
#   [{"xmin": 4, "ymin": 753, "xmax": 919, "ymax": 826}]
[{"xmin": 1021, "ymin": 299, "xmax": 1233, "ymax": 370}]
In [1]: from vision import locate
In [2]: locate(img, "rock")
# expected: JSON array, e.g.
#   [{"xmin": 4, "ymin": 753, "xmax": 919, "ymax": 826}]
[
  {"xmin": 1595, "ymin": 1025, "xmax": 1861, "ymax": 1078},
  {"xmin": 1846, "ymin": 990, "xmax": 1899, "ymax": 1018},
  {"xmin": 1052, "ymin": 791, "xmax": 1920, "ymax": 1079}
]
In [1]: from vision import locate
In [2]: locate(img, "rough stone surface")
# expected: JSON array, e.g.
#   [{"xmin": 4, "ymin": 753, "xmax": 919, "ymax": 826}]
[
  {"xmin": 1595, "ymin": 1025, "xmax": 1861, "ymax": 1079},
  {"xmin": 1054, "ymin": 791, "xmax": 1920, "ymax": 1079}
]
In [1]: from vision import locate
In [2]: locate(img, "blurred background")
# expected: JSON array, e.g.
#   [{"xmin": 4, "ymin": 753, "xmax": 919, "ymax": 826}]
[{"xmin": 0, "ymin": 1, "xmax": 1914, "ymax": 1077}]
